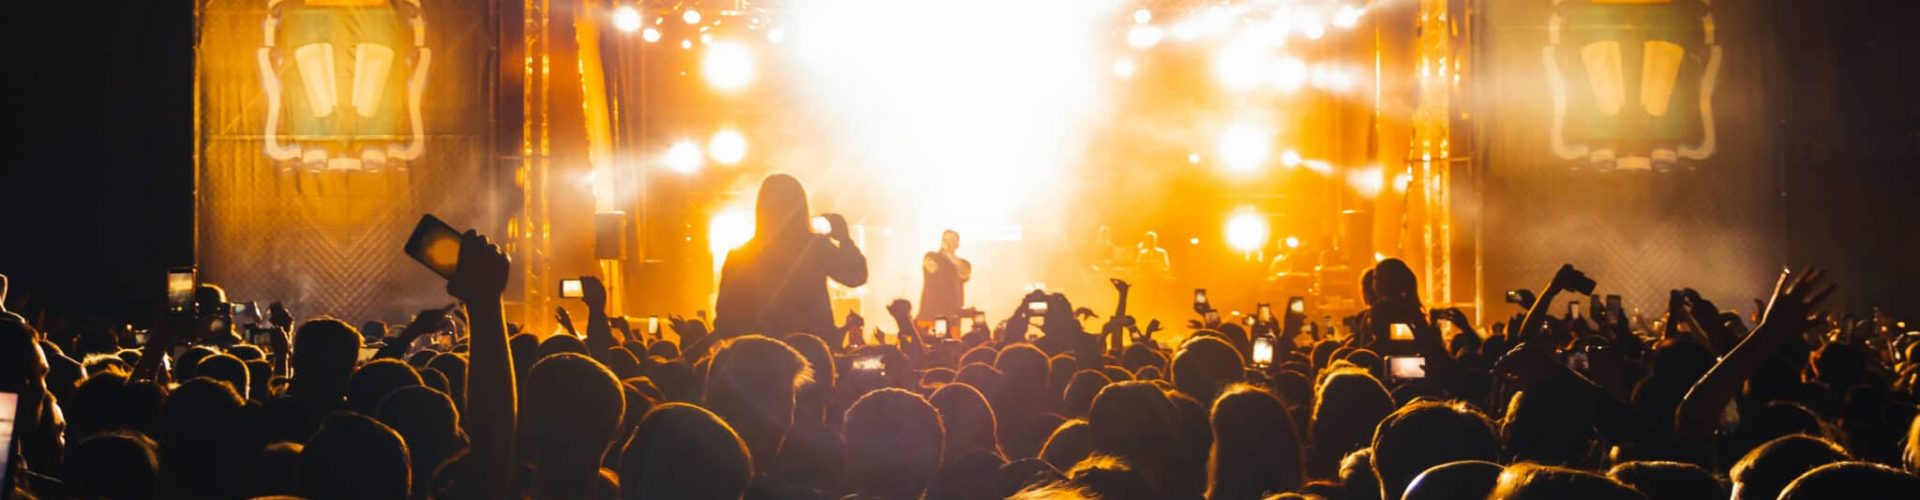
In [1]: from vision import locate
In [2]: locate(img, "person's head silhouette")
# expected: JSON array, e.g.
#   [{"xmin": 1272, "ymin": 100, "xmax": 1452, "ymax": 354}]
[
  {"xmin": 618, "ymin": 403, "xmax": 753, "ymax": 500},
  {"xmin": 844, "ymin": 388, "xmax": 945, "ymax": 500},
  {"xmin": 1207, "ymin": 384, "xmax": 1306, "ymax": 499},
  {"xmin": 522, "ymin": 352, "xmax": 625, "ymax": 495},
  {"xmin": 299, "ymin": 411, "xmax": 412, "ymax": 499},
  {"xmin": 702, "ymin": 335, "xmax": 812, "ymax": 468}
]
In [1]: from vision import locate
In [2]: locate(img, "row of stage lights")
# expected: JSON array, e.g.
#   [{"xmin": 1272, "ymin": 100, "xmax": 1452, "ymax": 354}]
[
  {"xmin": 1117, "ymin": 3, "xmax": 1365, "ymax": 180},
  {"xmin": 610, "ymin": 4, "xmax": 763, "ymax": 175}
]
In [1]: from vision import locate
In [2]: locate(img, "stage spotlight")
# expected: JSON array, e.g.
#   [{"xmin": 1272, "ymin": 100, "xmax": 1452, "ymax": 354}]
[
  {"xmin": 1348, "ymin": 165, "xmax": 1385, "ymax": 197},
  {"xmin": 708, "ymin": 208, "xmax": 755, "ymax": 257},
  {"xmin": 1312, "ymin": 66, "xmax": 1354, "ymax": 92},
  {"xmin": 641, "ymin": 27, "xmax": 662, "ymax": 43},
  {"xmin": 708, "ymin": 129, "xmax": 747, "ymax": 165},
  {"xmin": 1133, "ymin": 8, "xmax": 1152, "ymax": 25},
  {"xmin": 1271, "ymin": 57, "xmax": 1309, "ymax": 91},
  {"xmin": 1333, "ymin": 5, "xmax": 1366, "ymax": 29},
  {"xmin": 767, "ymin": 27, "xmax": 786, "ymax": 44},
  {"xmin": 1285, "ymin": 236, "xmax": 1301, "ymax": 249},
  {"xmin": 1217, "ymin": 123, "xmax": 1271, "ymax": 173},
  {"xmin": 1112, "ymin": 57, "xmax": 1136, "ymax": 79},
  {"xmin": 1214, "ymin": 41, "xmax": 1267, "ymax": 90},
  {"xmin": 682, "ymin": 9, "xmax": 701, "ymax": 25},
  {"xmin": 1126, "ymin": 25, "xmax": 1163, "ymax": 49},
  {"xmin": 1281, "ymin": 149, "xmax": 1303, "ymax": 168},
  {"xmin": 613, "ymin": 6, "xmax": 643, "ymax": 33},
  {"xmin": 1226, "ymin": 211, "xmax": 1270, "ymax": 252},
  {"xmin": 1295, "ymin": 7, "xmax": 1326, "ymax": 39},
  {"xmin": 703, "ymin": 40, "xmax": 755, "ymax": 92},
  {"xmin": 664, "ymin": 140, "xmax": 704, "ymax": 174}
]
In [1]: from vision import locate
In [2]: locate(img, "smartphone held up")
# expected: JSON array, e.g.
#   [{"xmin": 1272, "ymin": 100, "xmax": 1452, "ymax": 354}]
[{"xmin": 404, "ymin": 214, "xmax": 464, "ymax": 279}]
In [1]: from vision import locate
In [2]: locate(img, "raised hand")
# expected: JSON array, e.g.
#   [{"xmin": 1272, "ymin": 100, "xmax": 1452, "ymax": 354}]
[
  {"xmin": 554, "ymin": 307, "xmax": 578, "ymax": 336},
  {"xmin": 1110, "ymin": 278, "xmax": 1131, "ymax": 294},
  {"xmin": 447, "ymin": 230, "xmax": 510, "ymax": 304},
  {"xmin": 398, "ymin": 307, "xmax": 454, "ymax": 340},
  {"xmin": 267, "ymin": 301, "xmax": 294, "ymax": 330},
  {"xmin": 821, "ymin": 213, "xmax": 853, "ymax": 243},
  {"xmin": 1550, "ymin": 264, "xmax": 1597, "ymax": 295},
  {"xmin": 581, "ymin": 275, "xmax": 608, "ymax": 312},
  {"xmin": 886, "ymin": 299, "xmax": 914, "ymax": 322},
  {"xmin": 1759, "ymin": 268, "xmax": 1834, "ymax": 332}
]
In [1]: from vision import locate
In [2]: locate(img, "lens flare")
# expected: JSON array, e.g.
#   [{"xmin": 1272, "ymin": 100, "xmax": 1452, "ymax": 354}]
[
  {"xmin": 1226, "ymin": 211, "xmax": 1270, "ymax": 252},
  {"xmin": 682, "ymin": 9, "xmax": 702, "ymax": 25},
  {"xmin": 641, "ymin": 27, "xmax": 662, "ymax": 43},
  {"xmin": 1127, "ymin": 25, "xmax": 1164, "ymax": 49},
  {"xmin": 613, "ymin": 6, "xmax": 643, "ymax": 33},
  {"xmin": 1217, "ymin": 122, "xmax": 1272, "ymax": 173},
  {"xmin": 664, "ymin": 140, "xmax": 703, "ymax": 174},
  {"xmin": 708, "ymin": 129, "xmax": 748, "ymax": 165},
  {"xmin": 708, "ymin": 208, "xmax": 755, "ymax": 258},
  {"xmin": 702, "ymin": 41, "xmax": 756, "ymax": 92},
  {"xmin": 1112, "ymin": 57, "xmax": 1136, "ymax": 79}
]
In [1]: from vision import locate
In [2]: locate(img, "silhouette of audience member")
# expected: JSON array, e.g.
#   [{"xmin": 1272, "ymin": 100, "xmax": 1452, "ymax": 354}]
[
  {"xmin": 843, "ymin": 388, "xmax": 945, "ymax": 500},
  {"xmin": 1370, "ymin": 400, "xmax": 1501, "ymax": 500},
  {"xmin": 157, "ymin": 377, "xmax": 255, "ymax": 499},
  {"xmin": 1776, "ymin": 461, "xmax": 1920, "ymax": 499},
  {"xmin": 703, "ymin": 335, "xmax": 813, "ymax": 482},
  {"xmin": 1402, "ymin": 460, "xmax": 1503, "ymax": 500},
  {"xmin": 619, "ymin": 403, "xmax": 755, "ymax": 500},
  {"xmin": 1728, "ymin": 434, "xmax": 1851, "ymax": 500},
  {"xmin": 521, "ymin": 353, "xmax": 625, "ymax": 499},
  {"xmin": 300, "ymin": 411, "xmax": 412, "ymax": 499},
  {"xmin": 1086, "ymin": 381, "xmax": 1189, "ymax": 498},
  {"xmin": 931, "ymin": 382, "xmax": 1003, "ymax": 462},
  {"xmin": 1171, "ymin": 336, "xmax": 1245, "ymax": 403},
  {"xmin": 1489, "ymin": 462, "xmax": 1645, "ymax": 500},
  {"xmin": 347, "ymin": 358, "xmax": 423, "ymax": 415},
  {"xmin": 264, "ymin": 317, "xmax": 363, "ymax": 443},
  {"xmin": 1605, "ymin": 461, "xmax": 1725, "ymax": 500},
  {"xmin": 376, "ymin": 386, "xmax": 468, "ymax": 500},
  {"xmin": 714, "ymin": 174, "xmax": 868, "ymax": 341},
  {"xmin": 1207, "ymin": 384, "xmax": 1306, "ymax": 500},
  {"xmin": 59, "ymin": 431, "xmax": 159, "ymax": 500},
  {"xmin": 1306, "ymin": 367, "xmax": 1395, "ymax": 478}
]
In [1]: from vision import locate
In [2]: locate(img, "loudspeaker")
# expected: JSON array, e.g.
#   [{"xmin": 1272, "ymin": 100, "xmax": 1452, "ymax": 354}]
[{"xmin": 595, "ymin": 211, "xmax": 627, "ymax": 260}]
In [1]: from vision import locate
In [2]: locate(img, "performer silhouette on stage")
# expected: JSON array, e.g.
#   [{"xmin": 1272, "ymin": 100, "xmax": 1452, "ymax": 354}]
[{"xmin": 918, "ymin": 229, "xmax": 971, "ymax": 321}]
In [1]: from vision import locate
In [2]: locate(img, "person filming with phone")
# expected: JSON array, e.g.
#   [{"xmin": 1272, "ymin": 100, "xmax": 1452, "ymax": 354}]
[
  {"xmin": 917, "ymin": 229, "xmax": 971, "ymax": 322},
  {"xmin": 711, "ymin": 174, "xmax": 869, "ymax": 346}
]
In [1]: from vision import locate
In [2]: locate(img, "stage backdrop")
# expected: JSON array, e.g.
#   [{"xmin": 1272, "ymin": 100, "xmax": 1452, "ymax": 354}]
[
  {"xmin": 196, "ymin": 0, "xmax": 493, "ymax": 323},
  {"xmin": 1477, "ymin": 0, "xmax": 1784, "ymax": 316}
]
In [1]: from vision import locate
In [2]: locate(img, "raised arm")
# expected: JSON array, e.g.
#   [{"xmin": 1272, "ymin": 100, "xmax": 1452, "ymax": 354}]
[
  {"xmin": 447, "ymin": 230, "xmax": 516, "ymax": 500},
  {"xmin": 1674, "ymin": 268, "xmax": 1831, "ymax": 467},
  {"xmin": 820, "ymin": 213, "xmax": 868, "ymax": 287},
  {"xmin": 580, "ymin": 276, "xmax": 615, "ymax": 358}
]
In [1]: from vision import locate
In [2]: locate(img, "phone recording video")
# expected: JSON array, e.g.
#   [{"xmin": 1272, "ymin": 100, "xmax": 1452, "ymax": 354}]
[
  {"xmin": 647, "ymin": 315, "xmax": 661, "ymax": 336},
  {"xmin": 1390, "ymin": 323, "xmax": 1415, "ymax": 341},
  {"xmin": 1257, "ymin": 303, "xmax": 1274, "ymax": 324},
  {"xmin": 960, "ymin": 316, "xmax": 975, "ymax": 334},
  {"xmin": 166, "ymin": 267, "xmax": 196, "ymax": 310},
  {"xmin": 1028, "ymin": 301, "xmax": 1048, "ymax": 315},
  {"xmin": 931, "ymin": 318, "xmax": 949, "ymax": 339},
  {"xmin": 1251, "ymin": 336, "xmax": 1275, "ymax": 367},
  {"xmin": 852, "ymin": 355, "xmax": 885, "ymax": 373},
  {"xmin": 1288, "ymin": 297, "xmax": 1306, "ymax": 315},
  {"xmin": 1193, "ymin": 288, "xmax": 1208, "ymax": 307},
  {"xmin": 559, "ymin": 278, "xmax": 585, "ymax": 299},
  {"xmin": 811, "ymin": 216, "xmax": 832, "ymax": 235},
  {"xmin": 1568, "ymin": 301, "xmax": 1583, "ymax": 320},
  {"xmin": 404, "ymin": 214, "xmax": 463, "ymax": 279},
  {"xmin": 1388, "ymin": 356, "xmax": 1427, "ymax": 380}
]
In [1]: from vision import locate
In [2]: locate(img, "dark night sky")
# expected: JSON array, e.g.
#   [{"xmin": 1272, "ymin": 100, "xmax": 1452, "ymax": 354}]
[{"xmin": 9, "ymin": 1, "xmax": 1918, "ymax": 324}]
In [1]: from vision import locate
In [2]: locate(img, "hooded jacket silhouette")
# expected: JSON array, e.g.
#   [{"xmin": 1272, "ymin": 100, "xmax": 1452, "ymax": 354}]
[{"xmin": 713, "ymin": 174, "xmax": 868, "ymax": 340}]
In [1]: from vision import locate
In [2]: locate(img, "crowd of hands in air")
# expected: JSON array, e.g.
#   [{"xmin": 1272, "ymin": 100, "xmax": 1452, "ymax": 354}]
[{"xmin": 5, "ymin": 174, "xmax": 1920, "ymax": 500}]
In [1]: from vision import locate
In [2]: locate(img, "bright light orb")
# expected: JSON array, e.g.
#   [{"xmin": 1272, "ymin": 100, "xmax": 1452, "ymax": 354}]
[
  {"xmin": 1112, "ymin": 58, "xmax": 1136, "ymax": 79},
  {"xmin": 641, "ymin": 27, "xmax": 662, "ymax": 43},
  {"xmin": 1285, "ymin": 236, "xmax": 1301, "ymax": 249},
  {"xmin": 612, "ymin": 6, "xmax": 643, "ymax": 33},
  {"xmin": 1271, "ymin": 57, "xmax": 1309, "ymax": 91},
  {"xmin": 702, "ymin": 41, "xmax": 756, "ymax": 92},
  {"xmin": 682, "ymin": 9, "xmax": 702, "ymax": 25},
  {"xmin": 664, "ymin": 140, "xmax": 704, "ymax": 174},
  {"xmin": 1132, "ymin": 8, "xmax": 1152, "ymax": 24},
  {"xmin": 1281, "ymin": 149, "xmax": 1304, "ymax": 167},
  {"xmin": 1226, "ymin": 212, "xmax": 1270, "ymax": 252},
  {"xmin": 1333, "ymin": 5, "xmax": 1366, "ymax": 29},
  {"xmin": 767, "ymin": 27, "xmax": 786, "ymax": 44},
  {"xmin": 708, "ymin": 208, "xmax": 755, "ymax": 257},
  {"xmin": 1217, "ymin": 123, "xmax": 1272, "ymax": 173},
  {"xmin": 1213, "ymin": 42, "xmax": 1268, "ymax": 90},
  {"xmin": 1126, "ymin": 25, "xmax": 1163, "ymax": 49},
  {"xmin": 708, "ymin": 129, "xmax": 748, "ymax": 165}
]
